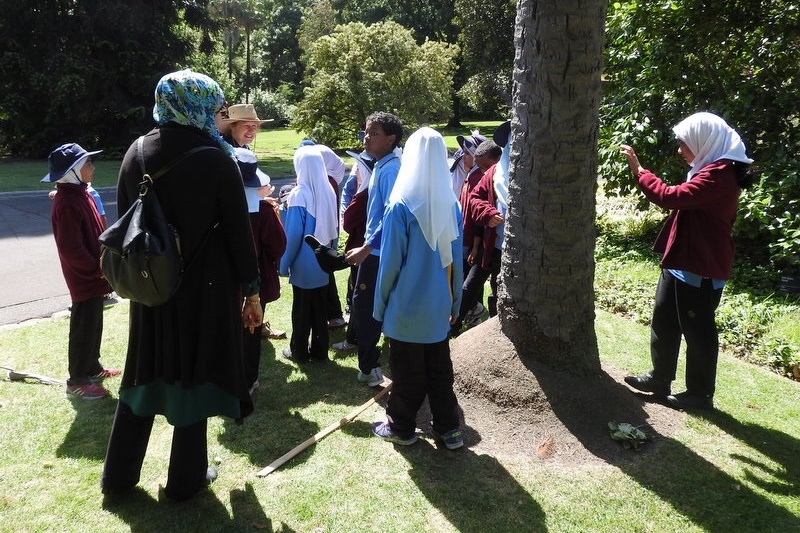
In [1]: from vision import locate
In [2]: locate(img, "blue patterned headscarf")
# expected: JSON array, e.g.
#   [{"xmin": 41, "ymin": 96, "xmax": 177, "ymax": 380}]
[{"xmin": 152, "ymin": 69, "xmax": 234, "ymax": 157}]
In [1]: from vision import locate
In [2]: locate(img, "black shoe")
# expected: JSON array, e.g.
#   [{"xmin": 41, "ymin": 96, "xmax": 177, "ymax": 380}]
[
  {"xmin": 163, "ymin": 467, "xmax": 218, "ymax": 502},
  {"xmin": 304, "ymin": 235, "xmax": 349, "ymax": 273},
  {"xmin": 624, "ymin": 373, "xmax": 670, "ymax": 397},
  {"xmin": 666, "ymin": 391, "xmax": 714, "ymax": 411}
]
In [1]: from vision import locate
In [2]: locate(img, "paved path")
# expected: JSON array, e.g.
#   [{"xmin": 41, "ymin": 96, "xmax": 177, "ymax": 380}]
[{"xmin": 0, "ymin": 178, "xmax": 294, "ymax": 328}]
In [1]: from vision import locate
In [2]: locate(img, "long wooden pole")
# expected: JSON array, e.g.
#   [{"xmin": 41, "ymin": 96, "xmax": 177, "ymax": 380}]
[{"xmin": 255, "ymin": 379, "xmax": 392, "ymax": 477}]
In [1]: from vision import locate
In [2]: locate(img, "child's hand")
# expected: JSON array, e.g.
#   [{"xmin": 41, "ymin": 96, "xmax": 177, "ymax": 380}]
[{"xmin": 620, "ymin": 144, "xmax": 644, "ymax": 175}]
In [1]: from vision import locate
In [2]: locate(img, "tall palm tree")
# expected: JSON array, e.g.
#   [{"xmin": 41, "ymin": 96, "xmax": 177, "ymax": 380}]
[{"xmin": 499, "ymin": 0, "xmax": 607, "ymax": 374}]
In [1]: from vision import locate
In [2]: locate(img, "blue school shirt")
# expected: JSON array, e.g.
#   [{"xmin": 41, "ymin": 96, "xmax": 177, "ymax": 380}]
[
  {"xmin": 375, "ymin": 201, "xmax": 463, "ymax": 343},
  {"xmin": 364, "ymin": 153, "xmax": 401, "ymax": 256},
  {"xmin": 667, "ymin": 269, "xmax": 726, "ymax": 290},
  {"xmin": 340, "ymin": 172, "xmax": 357, "ymax": 214},
  {"xmin": 279, "ymin": 205, "xmax": 328, "ymax": 289}
]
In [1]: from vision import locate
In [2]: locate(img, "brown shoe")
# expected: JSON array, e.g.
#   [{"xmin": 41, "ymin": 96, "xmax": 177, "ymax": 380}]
[{"xmin": 262, "ymin": 322, "xmax": 286, "ymax": 339}]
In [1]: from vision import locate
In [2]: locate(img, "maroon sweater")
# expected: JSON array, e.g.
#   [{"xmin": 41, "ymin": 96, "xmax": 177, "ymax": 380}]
[
  {"xmin": 51, "ymin": 182, "xmax": 111, "ymax": 301},
  {"xmin": 465, "ymin": 165, "xmax": 501, "ymax": 271},
  {"xmin": 251, "ymin": 201, "xmax": 287, "ymax": 304},
  {"xmin": 638, "ymin": 160, "xmax": 741, "ymax": 279}
]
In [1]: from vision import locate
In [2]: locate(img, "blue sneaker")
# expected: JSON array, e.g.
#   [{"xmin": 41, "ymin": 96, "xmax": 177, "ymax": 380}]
[
  {"xmin": 371, "ymin": 421, "xmax": 417, "ymax": 445},
  {"xmin": 431, "ymin": 427, "xmax": 464, "ymax": 450}
]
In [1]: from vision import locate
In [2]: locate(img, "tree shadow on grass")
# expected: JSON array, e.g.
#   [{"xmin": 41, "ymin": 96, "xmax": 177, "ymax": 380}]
[
  {"xmin": 523, "ymin": 357, "xmax": 800, "ymax": 532},
  {"xmin": 699, "ymin": 409, "xmax": 800, "ymax": 501},
  {"xmin": 392, "ymin": 434, "xmax": 547, "ymax": 533}
]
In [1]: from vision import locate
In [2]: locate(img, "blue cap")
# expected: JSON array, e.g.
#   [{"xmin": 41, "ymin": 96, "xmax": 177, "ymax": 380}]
[{"xmin": 296, "ymin": 139, "xmax": 316, "ymax": 149}]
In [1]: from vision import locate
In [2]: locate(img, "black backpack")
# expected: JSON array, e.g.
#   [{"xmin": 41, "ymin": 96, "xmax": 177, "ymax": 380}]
[{"xmin": 99, "ymin": 137, "xmax": 218, "ymax": 307}]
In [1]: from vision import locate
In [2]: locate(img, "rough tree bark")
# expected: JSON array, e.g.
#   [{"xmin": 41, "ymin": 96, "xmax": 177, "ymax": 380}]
[{"xmin": 499, "ymin": 0, "xmax": 607, "ymax": 374}]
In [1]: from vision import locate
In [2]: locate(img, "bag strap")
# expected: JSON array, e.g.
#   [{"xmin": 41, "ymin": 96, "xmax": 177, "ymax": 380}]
[
  {"xmin": 134, "ymin": 136, "xmax": 221, "ymax": 272},
  {"xmin": 136, "ymin": 136, "xmax": 219, "ymax": 182}
]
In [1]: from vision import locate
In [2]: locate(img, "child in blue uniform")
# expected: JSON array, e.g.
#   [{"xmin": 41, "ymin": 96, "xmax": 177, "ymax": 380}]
[
  {"xmin": 371, "ymin": 127, "xmax": 465, "ymax": 450},
  {"xmin": 279, "ymin": 146, "xmax": 338, "ymax": 362}
]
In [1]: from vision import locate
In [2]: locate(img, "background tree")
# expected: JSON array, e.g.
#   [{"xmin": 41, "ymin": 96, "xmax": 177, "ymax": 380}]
[
  {"xmin": 0, "ymin": 0, "xmax": 213, "ymax": 157},
  {"xmin": 297, "ymin": 0, "xmax": 338, "ymax": 57},
  {"xmin": 251, "ymin": 0, "xmax": 310, "ymax": 98},
  {"xmin": 453, "ymin": 0, "xmax": 515, "ymax": 119},
  {"xmin": 600, "ymin": 0, "xmax": 800, "ymax": 274},
  {"xmin": 498, "ymin": 0, "xmax": 606, "ymax": 373},
  {"xmin": 292, "ymin": 21, "xmax": 458, "ymax": 148},
  {"xmin": 331, "ymin": 0, "xmax": 456, "ymax": 43}
]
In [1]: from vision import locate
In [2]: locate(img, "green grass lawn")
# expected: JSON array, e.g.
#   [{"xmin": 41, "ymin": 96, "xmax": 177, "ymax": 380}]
[
  {"xmin": 0, "ymin": 269, "xmax": 798, "ymax": 532},
  {"xmin": 0, "ymin": 122, "xmax": 503, "ymax": 193}
]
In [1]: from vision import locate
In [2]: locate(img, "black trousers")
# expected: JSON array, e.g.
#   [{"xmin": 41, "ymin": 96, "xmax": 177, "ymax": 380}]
[
  {"xmin": 326, "ymin": 272, "xmax": 344, "ymax": 320},
  {"xmin": 386, "ymin": 338, "xmax": 460, "ymax": 439},
  {"xmin": 102, "ymin": 401, "xmax": 208, "ymax": 500},
  {"xmin": 290, "ymin": 285, "xmax": 329, "ymax": 360},
  {"xmin": 243, "ymin": 321, "xmax": 263, "ymax": 388},
  {"xmin": 67, "ymin": 296, "xmax": 104, "ymax": 385},
  {"xmin": 351, "ymin": 254, "xmax": 382, "ymax": 373},
  {"xmin": 456, "ymin": 248, "xmax": 502, "ymax": 326},
  {"xmin": 342, "ymin": 266, "xmax": 359, "ymax": 344},
  {"xmin": 650, "ymin": 270, "xmax": 723, "ymax": 397},
  {"xmin": 346, "ymin": 265, "xmax": 357, "ymax": 310}
]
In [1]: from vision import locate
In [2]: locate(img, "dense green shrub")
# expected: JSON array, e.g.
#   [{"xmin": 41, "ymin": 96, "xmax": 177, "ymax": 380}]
[
  {"xmin": 600, "ymin": 1, "xmax": 800, "ymax": 274},
  {"xmin": 595, "ymin": 199, "xmax": 800, "ymax": 381}
]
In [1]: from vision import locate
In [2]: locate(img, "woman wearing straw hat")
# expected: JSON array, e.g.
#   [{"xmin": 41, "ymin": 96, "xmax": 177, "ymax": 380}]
[{"xmin": 218, "ymin": 103, "xmax": 273, "ymax": 149}]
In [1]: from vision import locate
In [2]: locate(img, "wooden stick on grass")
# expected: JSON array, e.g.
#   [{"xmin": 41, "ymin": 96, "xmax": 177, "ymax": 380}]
[{"xmin": 255, "ymin": 378, "xmax": 392, "ymax": 477}]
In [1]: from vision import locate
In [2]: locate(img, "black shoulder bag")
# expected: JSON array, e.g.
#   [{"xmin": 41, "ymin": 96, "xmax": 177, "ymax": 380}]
[{"xmin": 99, "ymin": 137, "xmax": 219, "ymax": 307}]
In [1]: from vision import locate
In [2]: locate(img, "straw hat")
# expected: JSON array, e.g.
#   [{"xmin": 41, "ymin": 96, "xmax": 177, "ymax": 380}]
[{"xmin": 219, "ymin": 104, "xmax": 273, "ymax": 135}]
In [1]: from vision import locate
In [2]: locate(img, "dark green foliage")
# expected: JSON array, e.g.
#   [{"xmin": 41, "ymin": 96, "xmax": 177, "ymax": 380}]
[
  {"xmin": 453, "ymin": 0, "xmax": 515, "ymax": 118},
  {"xmin": 332, "ymin": 0, "xmax": 457, "ymax": 43},
  {"xmin": 0, "ymin": 0, "xmax": 213, "ymax": 158},
  {"xmin": 601, "ymin": 1, "xmax": 800, "ymax": 272}
]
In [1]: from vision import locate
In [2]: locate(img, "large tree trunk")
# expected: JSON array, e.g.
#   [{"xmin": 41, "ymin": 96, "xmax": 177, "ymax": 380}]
[{"xmin": 499, "ymin": 0, "xmax": 606, "ymax": 374}]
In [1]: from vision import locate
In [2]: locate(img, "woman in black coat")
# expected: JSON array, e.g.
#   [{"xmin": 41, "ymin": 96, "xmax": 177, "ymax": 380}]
[{"xmin": 102, "ymin": 69, "xmax": 262, "ymax": 501}]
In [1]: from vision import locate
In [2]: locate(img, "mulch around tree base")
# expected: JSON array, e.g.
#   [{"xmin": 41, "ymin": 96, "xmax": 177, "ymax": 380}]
[{"xmin": 442, "ymin": 317, "xmax": 685, "ymax": 464}]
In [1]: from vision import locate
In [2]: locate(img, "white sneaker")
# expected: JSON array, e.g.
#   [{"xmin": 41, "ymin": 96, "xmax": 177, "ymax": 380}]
[
  {"xmin": 332, "ymin": 340, "xmax": 358, "ymax": 352},
  {"xmin": 357, "ymin": 367, "xmax": 384, "ymax": 387}
]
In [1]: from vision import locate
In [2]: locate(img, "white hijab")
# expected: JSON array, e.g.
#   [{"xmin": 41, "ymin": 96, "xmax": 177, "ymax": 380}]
[
  {"xmin": 672, "ymin": 112, "xmax": 753, "ymax": 180},
  {"xmin": 493, "ymin": 141, "xmax": 511, "ymax": 212},
  {"xmin": 317, "ymin": 145, "xmax": 346, "ymax": 185},
  {"xmin": 389, "ymin": 127, "xmax": 459, "ymax": 267},
  {"xmin": 288, "ymin": 146, "xmax": 339, "ymax": 244}
]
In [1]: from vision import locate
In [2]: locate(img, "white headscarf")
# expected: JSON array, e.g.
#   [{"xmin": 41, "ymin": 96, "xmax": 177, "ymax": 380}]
[
  {"xmin": 493, "ymin": 141, "xmax": 511, "ymax": 212},
  {"xmin": 56, "ymin": 157, "xmax": 87, "ymax": 185},
  {"xmin": 317, "ymin": 145, "xmax": 346, "ymax": 185},
  {"xmin": 288, "ymin": 146, "xmax": 339, "ymax": 244},
  {"xmin": 672, "ymin": 112, "xmax": 753, "ymax": 180},
  {"xmin": 389, "ymin": 127, "xmax": 459, "ymax": 267}
]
